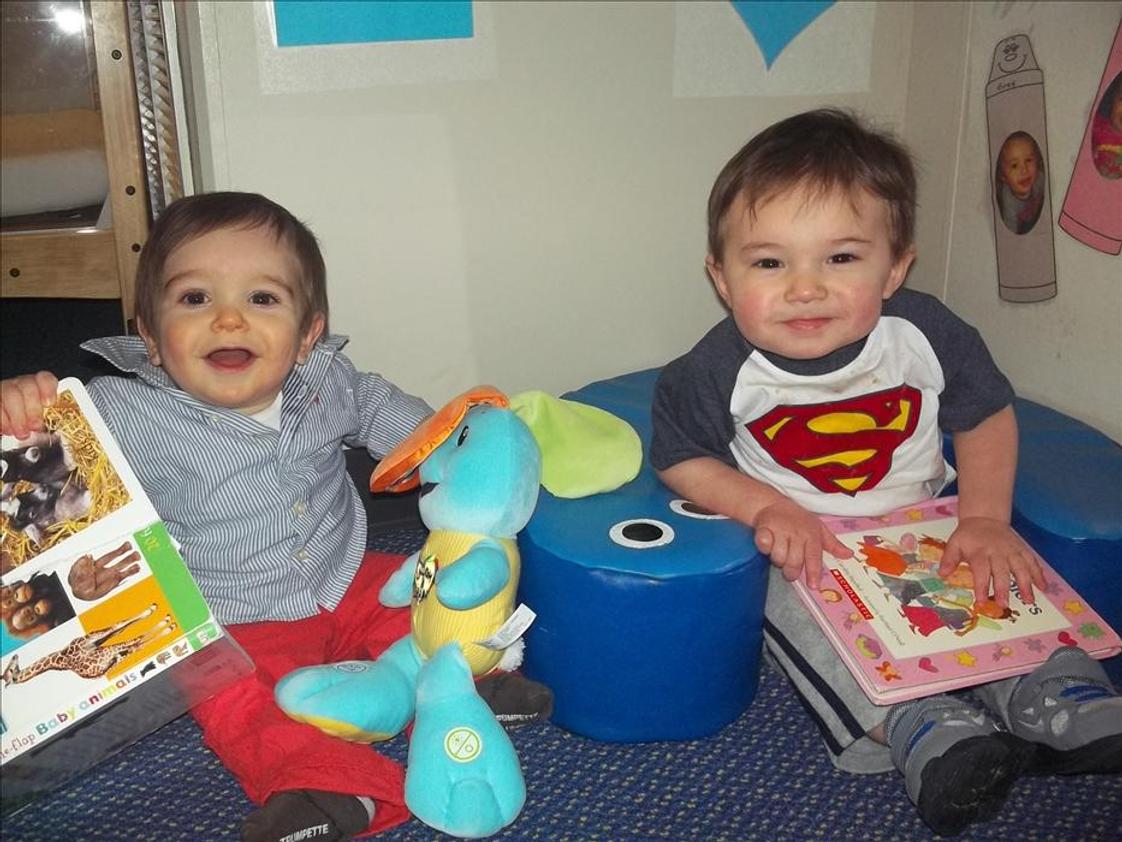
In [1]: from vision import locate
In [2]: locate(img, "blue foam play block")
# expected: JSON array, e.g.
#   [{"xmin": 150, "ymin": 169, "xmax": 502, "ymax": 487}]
[
  {"xmin": 1010, "ymin": 398, "xmax": 1122, "ymax": 683},
  {"xmin": 519, "ymin": 370, "xmax": 769, "ymax": 742}
]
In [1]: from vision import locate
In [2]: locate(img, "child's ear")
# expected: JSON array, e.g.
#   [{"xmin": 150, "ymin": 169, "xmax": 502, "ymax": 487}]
[
  {"xmin": 136, "ymin": 319, "xmax": 161, "ymax": 366},
  {"xmin": 706, "ymin": 255, "xmax": 732, "ymax": 307},
  {"xmin": 297, "ymin": 313, "xmax": 326, "ymax": 363},
  {"xmin": 883, "ymin": 247, "xmax": 916, "ymax": 299}
]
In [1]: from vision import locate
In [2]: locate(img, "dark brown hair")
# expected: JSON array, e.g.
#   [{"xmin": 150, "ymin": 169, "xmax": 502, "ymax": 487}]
[
  {"xmin": 134, "ymin": 192, "xmax": 328, "ymax": 335},
  {"xmin": 707, "ymin": 109, "xmax": 917, "ymax": 262}
]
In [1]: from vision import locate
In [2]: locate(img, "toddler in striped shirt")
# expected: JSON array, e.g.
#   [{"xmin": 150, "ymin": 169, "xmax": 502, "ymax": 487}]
[{"xmin": 2, "ymin": 192, "xmax": 438, "ymax": 841}]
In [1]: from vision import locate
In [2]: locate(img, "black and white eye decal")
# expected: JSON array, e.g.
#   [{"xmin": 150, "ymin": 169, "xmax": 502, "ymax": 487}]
[
  {"xmin": 456, "ymin": 425, "xmax": 469, "ymax": 446},
  {"xmin": 609, "ymin": 518, "xmax": 675, "ymax": 549},
  {"xmin": 669, "ymin": 499, "xmax": 728, "ymax": 520}
]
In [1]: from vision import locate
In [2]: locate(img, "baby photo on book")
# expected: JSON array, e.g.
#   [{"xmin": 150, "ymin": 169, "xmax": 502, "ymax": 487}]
[{"xmin": 793, "ymin": 497, "xmax": 1121, "ymax": 704}]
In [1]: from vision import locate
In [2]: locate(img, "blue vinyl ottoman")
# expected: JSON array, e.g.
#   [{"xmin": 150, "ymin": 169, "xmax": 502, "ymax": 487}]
[
  {"xmin": 518, "ymin": 370, "xmax": 769, "ymax": 742},
  {"xmin": 519, "ymin": 370, "xmax": 1122, "ymax": 741},
  {"xmin": 1008, "ymin": 398, "xmax": 1122, "ymax": 684}
]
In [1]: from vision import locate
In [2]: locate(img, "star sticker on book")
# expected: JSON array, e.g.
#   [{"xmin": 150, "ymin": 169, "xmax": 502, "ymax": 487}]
[
  {"xmin": 954, "ymin": 650, "xmax": 977, "ymax": 667},
  {"xmin": 875, "ymin": 661, "xmax": 902, "ymax": 682},
  {"xmin": 1079, "ymin": 623, "xmax": 1105, "ymax": 639},
  {"xmin": 1064, "ymin": 600, "xmax": 1085, "ymax": 614}
]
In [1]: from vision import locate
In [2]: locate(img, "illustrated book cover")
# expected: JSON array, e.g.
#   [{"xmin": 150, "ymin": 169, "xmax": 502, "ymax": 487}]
[
  {"xmin": 0, "ymin": 378, "xmax": 252, "ymax": 792},
  {"xmin": 792, "ymin": 496, "xmax": 1121, "ymax": 705}
]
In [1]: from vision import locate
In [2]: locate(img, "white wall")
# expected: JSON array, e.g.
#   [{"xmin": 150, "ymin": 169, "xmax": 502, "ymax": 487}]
[{"xmin": 178, "ymin": 1, "xmax": 1120, "ymax": 442}]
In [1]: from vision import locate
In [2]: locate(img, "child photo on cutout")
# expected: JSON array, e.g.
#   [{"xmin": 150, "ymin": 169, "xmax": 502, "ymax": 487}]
[{"xmin": 995, "ymin": 131, "xmax": 1046, "ymax": 235}]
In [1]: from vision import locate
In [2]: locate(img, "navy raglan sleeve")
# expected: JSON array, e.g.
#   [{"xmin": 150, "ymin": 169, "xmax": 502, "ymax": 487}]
[
  {"xmin": 885, "ymin": 290, "xmax": 1014, "ymax": 432},
  {"xmin": 650, "ymin": 318, "xmax": 747, "ymax": 471}
]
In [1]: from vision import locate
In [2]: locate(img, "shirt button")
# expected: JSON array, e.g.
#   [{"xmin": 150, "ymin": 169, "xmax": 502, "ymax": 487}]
[
  {"xmin": 293, "ymin": 500, "xmax": 307, "ymax": 516},
  {"xmin": 294, "ymin": 547, "xmax": 309, "ymax": 562}
]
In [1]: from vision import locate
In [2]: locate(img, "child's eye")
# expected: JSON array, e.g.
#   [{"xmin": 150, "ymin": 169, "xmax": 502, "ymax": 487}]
[
  {"xmin": 828, "ymin": 253, "xmax": 858, "ymax": 265},
  {"xmin": 179, "ymin": 291, "xmax": 208, "ymax": 306},
  {"xmin": 752, "ymin": 258, "xmax": 782, "ymax": 270},
  {"xmin": 250, "ymin": 291, "xmax": 280, "ymax": 306}
]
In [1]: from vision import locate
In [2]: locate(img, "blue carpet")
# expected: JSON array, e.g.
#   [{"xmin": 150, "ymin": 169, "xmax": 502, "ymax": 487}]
[{"xmin": 4, "ymin": 528, "xmax": 1120, "ymax": 840}]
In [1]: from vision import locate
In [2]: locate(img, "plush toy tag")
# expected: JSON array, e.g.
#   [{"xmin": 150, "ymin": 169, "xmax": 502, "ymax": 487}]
[
  {"xmin": 476, "ymin": 603, "xmax": 537, "ymax": 650},
  {"xmin": 371, "ymin": 385, "xmax": 509, "ymax": 493},
  {"xmin": 509, "ymin": 391, "xmax": 642, "ymax": 498}
]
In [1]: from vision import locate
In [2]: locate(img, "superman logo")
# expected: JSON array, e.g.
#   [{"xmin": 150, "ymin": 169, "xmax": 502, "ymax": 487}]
[{"xmin": 746, "ymin": 385, "xmax": 922, "ymax": 495}]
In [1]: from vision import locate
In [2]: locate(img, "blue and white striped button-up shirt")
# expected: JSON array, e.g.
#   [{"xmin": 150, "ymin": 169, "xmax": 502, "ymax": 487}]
[{"xmin": 82, "ymin": 334, "xmax": 432, "ymax": 625}]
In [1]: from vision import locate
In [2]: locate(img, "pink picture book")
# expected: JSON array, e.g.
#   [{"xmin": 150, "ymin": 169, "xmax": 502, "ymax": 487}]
[{"xmin": 791, "ymin": 497, "xmax": 1121, "ymax": 705}]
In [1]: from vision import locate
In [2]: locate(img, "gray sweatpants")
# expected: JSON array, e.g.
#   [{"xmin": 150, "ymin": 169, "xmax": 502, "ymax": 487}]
[{"xmin": 763, "ymin": 565, "xmax": 897, "ymax": 774}]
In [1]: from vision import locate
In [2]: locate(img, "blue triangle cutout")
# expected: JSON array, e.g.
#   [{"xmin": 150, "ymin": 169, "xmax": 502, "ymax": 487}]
[{"xmin": 730, "ymin": 1, "xmax": 835, "ymax": 68}]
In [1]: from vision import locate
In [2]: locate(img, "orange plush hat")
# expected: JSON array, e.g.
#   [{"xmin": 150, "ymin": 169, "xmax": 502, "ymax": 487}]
[{"xmin": 370, "ymin": 385, "xmax": 510, "ymax": 493}]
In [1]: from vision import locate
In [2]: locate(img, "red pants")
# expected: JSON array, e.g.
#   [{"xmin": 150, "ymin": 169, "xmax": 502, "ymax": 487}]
[{"xmin": 191, "ymin": 551, "xmax": 412, "ymax": 836}]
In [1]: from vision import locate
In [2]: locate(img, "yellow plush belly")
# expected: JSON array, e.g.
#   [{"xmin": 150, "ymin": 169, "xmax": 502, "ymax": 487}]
[{"xmin": 410, "ymin": 530, "xmax": 520, "ymax": 675}]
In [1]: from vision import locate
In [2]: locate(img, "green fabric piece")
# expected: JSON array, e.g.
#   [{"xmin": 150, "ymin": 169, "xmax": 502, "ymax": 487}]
[{"xmin": 510, "ymin": 390, "xmax": 642, "ymax": 499}]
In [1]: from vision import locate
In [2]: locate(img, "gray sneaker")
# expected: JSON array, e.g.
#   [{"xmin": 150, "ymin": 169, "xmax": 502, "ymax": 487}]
[
  {"xmin": 975, "ymin": 646, "xmax": 1122, "ymax": 775},
  {"xmin": 885, "ymin": 693, "xmax": 1033, "ymax": 835}
]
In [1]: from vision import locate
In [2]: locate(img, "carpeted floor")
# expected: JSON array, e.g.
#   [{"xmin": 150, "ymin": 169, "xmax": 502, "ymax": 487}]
[{"xmin": 4, "ymin": 528, "xmax": 1120, "ymax": 841}]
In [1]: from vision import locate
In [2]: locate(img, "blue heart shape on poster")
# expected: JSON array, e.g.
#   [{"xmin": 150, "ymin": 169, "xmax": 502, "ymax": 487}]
[{"xmin": 730, "ymin": 1, "xmax": 835, "ymax": 68}]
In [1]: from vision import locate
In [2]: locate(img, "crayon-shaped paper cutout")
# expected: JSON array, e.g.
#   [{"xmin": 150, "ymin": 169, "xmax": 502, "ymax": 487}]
[
  {"xmin": 1058, "ymin": 22, "xmax": 1122, "ymax": 256},
  {"xmin": 985, "ymin": 34, "xmax": 1058, "ymax": 303}
]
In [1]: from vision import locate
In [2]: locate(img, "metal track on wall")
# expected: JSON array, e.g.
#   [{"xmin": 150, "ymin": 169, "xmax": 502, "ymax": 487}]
[{"xmin": 126, "ymin": 0, "xmax": 184, "ymax": 219}]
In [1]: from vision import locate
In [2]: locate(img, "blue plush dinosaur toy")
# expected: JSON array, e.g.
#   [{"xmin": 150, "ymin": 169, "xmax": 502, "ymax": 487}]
[{"xmin": 276, "ymin": 386, "xmax": 640, "ymax": 838}]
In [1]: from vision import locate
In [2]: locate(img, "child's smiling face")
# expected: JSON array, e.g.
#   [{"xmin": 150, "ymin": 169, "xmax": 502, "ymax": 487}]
[
  {"xmin": 999, "ymin": 137, "xmax": 1040, "ymax": 199},
  {"xmin": 140, "ymin": 224, "xmax": 324, "ymax": 415},
  {"xmin": 706, "ymin": 184, "xmax": 914, "ymax": 361}
]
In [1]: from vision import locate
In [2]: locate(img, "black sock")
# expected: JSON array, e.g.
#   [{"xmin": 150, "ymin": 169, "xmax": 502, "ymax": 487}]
[
  {"xmin": 241, "ymin": 789, "xmax": 371, "ymax": 842},
  {"xmin": 475, "ymin": 671, "xmax": 555, "ymax": 727}
]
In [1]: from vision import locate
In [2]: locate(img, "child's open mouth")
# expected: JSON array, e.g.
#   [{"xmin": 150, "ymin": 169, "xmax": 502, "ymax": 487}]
[
  {"xmin": 206, "ymin": 348, "xmax": 255, "ymax": 370},
  {"xmin": 784, "ymin": 318, "xmax": 831, "ymax": 331}
]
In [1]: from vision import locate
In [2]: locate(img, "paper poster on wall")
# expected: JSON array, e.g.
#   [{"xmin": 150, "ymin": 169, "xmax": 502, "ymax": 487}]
[
  {"xmin": 1058, "ymin": 21, "xmax": 1122, "ymax": 256},
  {"xmin": 984, "ymin": 34, "xmax": 1057, "ymax": 303},
  {"xmin": 273, "ymin": 0, "xmax": 473, "ymax": 47},
  {"xmin": 254, "ymin": 1, "xmax": 497, "ymax": 93},
  {"xmin": 672, "ymin": 1, "xmax": 873, "ymax": 97}
]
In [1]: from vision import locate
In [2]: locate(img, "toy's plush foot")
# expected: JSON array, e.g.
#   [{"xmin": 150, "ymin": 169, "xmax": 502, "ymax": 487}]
[
  {"xmin": 241, "ymin": 789, "xmax": 372, "ymax": 842},
  {"xmin": 275, "ymin": 638, "xmax": 421, "ymax": 742},
  {"xmin": 406, "ymin": 643, "xmax": 525, "ymax": 838}
]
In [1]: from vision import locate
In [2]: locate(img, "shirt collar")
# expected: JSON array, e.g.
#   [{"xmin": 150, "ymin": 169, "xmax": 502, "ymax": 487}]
[{"xmin": 756, "ymin": 335, "xmax": 869, "ymax": 376}]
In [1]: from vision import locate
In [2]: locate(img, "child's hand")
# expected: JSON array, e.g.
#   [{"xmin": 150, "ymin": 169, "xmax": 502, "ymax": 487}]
[
  {"xmin": 0, "ymin": 372, "xmax": 60, "ymax": 439},
  {"xmin": 939, "ymin": 517, "xmax": 1045, "ymax": 608},
  {"xmin": 754, "ymin": 497, "xmax": 852, "ymax": 589}
]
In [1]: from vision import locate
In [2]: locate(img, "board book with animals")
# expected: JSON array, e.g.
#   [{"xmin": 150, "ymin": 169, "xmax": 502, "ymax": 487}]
[
  {"xmin": 791, "ymin": 496, "xmax": 1121, "ymax": 705},
  {"xmin": 0, "ymin": 378, "xmax": 252, "ymax": 807}
]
